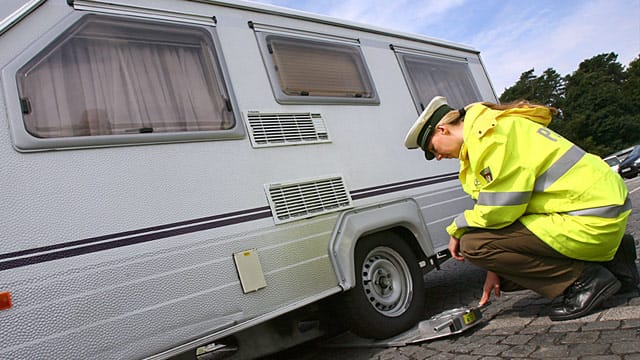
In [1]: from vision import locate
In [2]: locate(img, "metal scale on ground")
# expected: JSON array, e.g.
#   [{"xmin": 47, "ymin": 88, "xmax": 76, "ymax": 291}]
[{"xmin": 323, "ymin": 306, "xmax": 484, "ymax": 348}]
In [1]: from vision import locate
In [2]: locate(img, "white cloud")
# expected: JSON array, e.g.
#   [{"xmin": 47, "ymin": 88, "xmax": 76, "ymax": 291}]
[
  {"xmin": 322, "ymin": 0, "xmax": 465, "ymax": 32},
  {"xmin": 473, "ymin": 0, "xmax": 640, "ymax": 95},
  {"xmin": 546, "ymin": 0, "xmax": 639, "ymax": 71}
]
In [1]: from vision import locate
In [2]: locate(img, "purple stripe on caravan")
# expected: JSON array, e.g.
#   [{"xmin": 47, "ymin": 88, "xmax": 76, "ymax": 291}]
[
  {"xmin": 0, "ymin": 174, "xmax": 458, "ymax": 271},
  {"xmin": 350, "ymin": 173, "xmax": 459, "ymax": 200},
  {"xmin": 0, "ymin": 206, "xmax": 272, "ymax": 261},
  {"xmin": 0, "ymin": 210, "xmax": 273, "ymax": 271}
]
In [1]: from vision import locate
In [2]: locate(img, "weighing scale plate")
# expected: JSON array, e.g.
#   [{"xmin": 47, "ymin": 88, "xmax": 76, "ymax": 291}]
[{"xmin": 323, "ymin": 306, "xmax": 483, "ymax": 348}]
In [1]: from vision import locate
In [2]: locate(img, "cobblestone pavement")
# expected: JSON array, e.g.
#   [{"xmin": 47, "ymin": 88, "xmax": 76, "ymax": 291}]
[{"xmin": 274, "ymin": 176, "xmax": 640, "ymax": 359}]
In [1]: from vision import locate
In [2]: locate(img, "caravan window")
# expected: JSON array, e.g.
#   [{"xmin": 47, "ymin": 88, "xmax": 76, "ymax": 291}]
[
  {"xmin": 256, "ymin": 32, "xmax": 378, "ymax": 104},
  {"xmin": 12, "ymin": 14, "xmax": 241, "ymax": 149},
  {"xmin": 395, "ymin": 50, "xmax": 481, "ymax": 110}
]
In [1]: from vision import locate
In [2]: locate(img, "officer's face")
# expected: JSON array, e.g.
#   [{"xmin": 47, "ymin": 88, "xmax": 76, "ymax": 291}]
[{"xmin": 428, "ymin": 125, "xmax": 461, "ymax": 160}]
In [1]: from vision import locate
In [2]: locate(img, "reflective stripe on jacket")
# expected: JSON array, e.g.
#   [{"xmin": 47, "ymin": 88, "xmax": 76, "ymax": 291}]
[{"xmin": 446, "ymin": 103, "xmax": 631, "ymax": 261}]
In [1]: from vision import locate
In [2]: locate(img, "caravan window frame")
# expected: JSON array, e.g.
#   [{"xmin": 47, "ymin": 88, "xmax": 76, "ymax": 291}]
[
  {"xmin": 394, "ymin": 47, "xmax": 482, "ymax": 111},
  {"xmin": 254, "ymin": 26, "xmax": 379, "ymax": 105},
  {"xmin": 3, "ymin": 13, "xmax": 244, "ymax": 152}
]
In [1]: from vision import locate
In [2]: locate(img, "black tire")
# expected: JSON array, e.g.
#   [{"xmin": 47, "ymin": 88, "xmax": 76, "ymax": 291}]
[{"xmin": 344, "ymin": 231, "xmax": 426, "ymax": 339}]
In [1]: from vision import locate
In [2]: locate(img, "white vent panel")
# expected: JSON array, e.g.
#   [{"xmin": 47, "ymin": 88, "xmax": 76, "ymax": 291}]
[
  {"xmin": 244, "ymin": 112, "xmax": 330, "ymax": 147},
  {"xmin": 266, "ymin": 176, "xmax": 352, "ymax": 224}
]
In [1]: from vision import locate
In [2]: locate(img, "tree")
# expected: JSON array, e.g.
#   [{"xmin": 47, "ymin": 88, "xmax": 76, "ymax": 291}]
[
  {"xmin": 620, "ymin": 55, "xmax": 640, "ymax": 141},
  {"xmin": 499, "ymin": 69, "xmax": 536, "ymax": 102},
  {"xmin": 561, "ymin": 53, "xmax": 631, "ymax": 155},
  {"xmin": 500, "ymin": 68, "xmax": 565, "ymax": 109}
]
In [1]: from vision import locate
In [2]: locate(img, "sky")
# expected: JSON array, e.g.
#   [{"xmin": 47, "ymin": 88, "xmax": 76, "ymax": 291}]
[{"xmin": 248, "ymin": 0, "xmax": 640, "ymax": 97}]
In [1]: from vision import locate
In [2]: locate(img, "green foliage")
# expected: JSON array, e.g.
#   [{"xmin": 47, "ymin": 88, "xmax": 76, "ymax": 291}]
[
  {"xmin": 500, "ymin": 68, "xmax": 565, "ymax": 109},
  {"xmin": 499, "ymin": 52, "xmax": 640, "ymax": 156}
]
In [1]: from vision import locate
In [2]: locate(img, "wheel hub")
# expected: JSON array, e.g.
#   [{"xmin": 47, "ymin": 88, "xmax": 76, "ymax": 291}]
[{"xmin": 361, "ymin": 247, "xmax": 413, "ymax": 317}]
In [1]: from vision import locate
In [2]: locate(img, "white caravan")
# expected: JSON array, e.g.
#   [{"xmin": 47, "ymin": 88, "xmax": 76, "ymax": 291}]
[{"xmin": 0, "ymin": 0, "xmax": 497, "ymax": 359}]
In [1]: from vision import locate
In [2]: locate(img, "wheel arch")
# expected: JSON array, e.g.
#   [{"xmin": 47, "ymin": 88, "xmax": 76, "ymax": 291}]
[{"xmin": 328, "ymin": 198, "xmax": 435, "ymax": 290}]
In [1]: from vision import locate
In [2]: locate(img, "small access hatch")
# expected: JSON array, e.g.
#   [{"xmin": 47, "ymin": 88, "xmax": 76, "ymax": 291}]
[{"xmin": 233, "ymin": 249, "xmax": 267, "ymax": 293}]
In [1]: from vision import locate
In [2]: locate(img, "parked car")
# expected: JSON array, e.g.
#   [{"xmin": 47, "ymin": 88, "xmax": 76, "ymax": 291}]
[
  {"xmin": 614, "ymin": 145, "xmax": 635, "ymax": 159},
  {"xmin": 618, "ymin": 145, "xmax": 640, "ymax": 179},
  {"xmin": 603, "ymin": 155, "xmax": 621, "ymax": 173}
]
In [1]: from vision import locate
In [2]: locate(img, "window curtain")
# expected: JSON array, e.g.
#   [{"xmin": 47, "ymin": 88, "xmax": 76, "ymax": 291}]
[
  {"xmin": 19, "ymin": 26, "xmax": 233, "ymax": 138},
  {"xmin": 269, "ymin": 37, "xmax": 372, "ymax": 98}
]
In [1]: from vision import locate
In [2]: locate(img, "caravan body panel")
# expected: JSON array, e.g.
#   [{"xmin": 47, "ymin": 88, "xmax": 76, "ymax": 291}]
[{"xmin": 0, "ymin": 1, "xmax": 494, "ymax": 358}]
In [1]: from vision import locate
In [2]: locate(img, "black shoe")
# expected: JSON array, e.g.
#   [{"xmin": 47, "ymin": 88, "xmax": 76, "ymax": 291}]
[
  {"xmin": 549, "ymin": 263, "xmax": 621, "ymax": 321},
  {"xmin": 602, "ymin": 234, "xmax": 639, "ymax": 293}
]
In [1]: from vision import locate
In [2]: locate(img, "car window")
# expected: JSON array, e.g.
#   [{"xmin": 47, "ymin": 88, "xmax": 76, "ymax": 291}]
[{"xmin": 604, "ymin": 157, "xmax": 620, "ymax": 166}]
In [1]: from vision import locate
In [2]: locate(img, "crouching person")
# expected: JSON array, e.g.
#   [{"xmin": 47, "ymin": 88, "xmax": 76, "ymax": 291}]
[{"xmin": 404, "ymin": 96, "xmax": 638, "ymax": 321}]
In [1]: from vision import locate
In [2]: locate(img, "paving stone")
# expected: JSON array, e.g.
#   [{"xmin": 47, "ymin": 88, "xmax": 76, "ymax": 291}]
[
  {"xmin": 417, "ymin": 353, "xmax": 456, "ymax": 360},
  {"xmin": 580, "ymin": 356, "xmax": 622, "ymax": 360},
  {"xmin": 561, "ymin": 330, "xmax": 600, "ymax": 344},
  {"xmin": 453, "ymin": 333, "xmax": 480, "ymax": 345},
  {"xmin": 469, "ymin": 344, "xmax": 510, "ymax": 356},
  {"xmin": 480, "ymin": 316, "xmax": 533, "ymax": 332},
  {"xmin": 529, "ymin": 345, "xmax": 570, "ymax": 358},
  {"xmin": 547, "ymin": 322, "xmax": 582, "ymax": 332},
  {"xmin": 597, "ymin": 329, "xmax": 638, "ymax": 342},
  {"xmin": 421, "ymin": 342, "xmax": 451, "ymax": 353},
  {"xmin": 610, "ymin": 340, "xmax": 640, "ymax": 354},
  {"xmin": 500, "ymin": 344, "xmax": 536, "ymax": 358},
  {"xmin": 518, "ymin": 324, "xmax": 550, "ymax": 334},
  {"xmin": 424, "ymin": 341, "xmax": 473, "ymax": 354},
  {"xmin": 439, "ymin": 355, "xmax": 479, "ymax": 360},
  {"xmin": 376, "ymin": 348, "xmax": 409, "ymax": 360},
  {"xmin": 501, "ymin": 334, "xmax": 534, "ymax": 345},
  {"xmin": 516, "ymin": 308, "xmax": 545, "ymax": 317},
  {"xmin": 568, "ymin": 343, "xmax": 610, "ymax": 356},
  {"xmin": 621, "ymin": 319, "xmax": 640, "ymax": 328},
  {"xmin": 398, "ymin": 346, "xmax": 436, "ymax": 358},
  {"xmin": 599, "ymin": 305, "xmax": 640, "ymax": 320},
  {"xmin": 530, "ymin": 332, "xmax": 562, "ymax": 345},
  {"xmin": 453, "ymin": 342, "xmax": 484, "ymax": 355},
  {"xmin": 473, "ymin": 335, "xmax": 505, "ymax": 345},
  {"xmin": 581, "ymin": 320, "xmax": 620, "ymax": 331}
]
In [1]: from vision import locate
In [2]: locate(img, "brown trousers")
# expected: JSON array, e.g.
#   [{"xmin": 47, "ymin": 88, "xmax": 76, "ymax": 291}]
[{"xmin": 460, "ymin": 221, "xmax": 584, "ymax": 298}]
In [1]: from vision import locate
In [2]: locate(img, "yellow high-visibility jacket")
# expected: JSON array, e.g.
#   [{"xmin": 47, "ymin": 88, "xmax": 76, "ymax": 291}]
[{"xmin": 446, "ymin": 103, "xmax": 631, "ymax": 261}]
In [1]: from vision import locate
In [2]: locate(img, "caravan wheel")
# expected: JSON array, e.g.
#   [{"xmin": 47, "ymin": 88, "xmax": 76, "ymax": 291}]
[{"xmin": 345, "ymin": 232, "xmax": 425, "ymax": 339}]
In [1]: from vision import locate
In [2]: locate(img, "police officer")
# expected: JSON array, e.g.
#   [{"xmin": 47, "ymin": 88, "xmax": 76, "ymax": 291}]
[{"xmin": 404, "ymin": 96, "xmax": 638, "ymax": 321}]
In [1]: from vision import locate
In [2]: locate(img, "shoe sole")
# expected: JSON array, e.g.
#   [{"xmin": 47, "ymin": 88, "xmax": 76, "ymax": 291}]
[{"xmin": 549, "ymin": 279, "xmax": 622, "ymax": 321}]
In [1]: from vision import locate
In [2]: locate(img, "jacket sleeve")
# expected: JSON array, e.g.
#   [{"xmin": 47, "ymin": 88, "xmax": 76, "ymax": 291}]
[{"xmin": 446, "ymin": 127, "xmax": 537, "ymax": 238}]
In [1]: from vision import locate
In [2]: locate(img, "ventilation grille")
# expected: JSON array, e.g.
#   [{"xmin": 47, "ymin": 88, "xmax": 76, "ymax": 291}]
[
  {"xmin": 266, "ymin": 176, "xmax": 352, "ymax": 224},
  {"xmin": 245, "ymin": 112, "xmax": 330, "ymax": 147}
]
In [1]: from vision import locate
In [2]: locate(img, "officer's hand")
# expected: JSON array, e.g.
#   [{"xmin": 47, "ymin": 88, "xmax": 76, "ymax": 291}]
[
  {"xmin": 448, "ymin": 236, "xmax": 464, "ymax": 261},
  {"xmin": 479, "ymin": 271, "xmax": 501, "ymax": 307}
]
